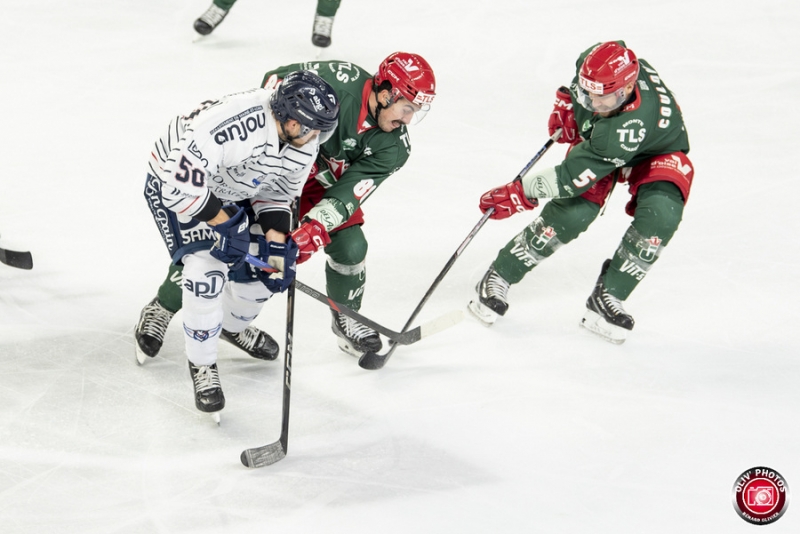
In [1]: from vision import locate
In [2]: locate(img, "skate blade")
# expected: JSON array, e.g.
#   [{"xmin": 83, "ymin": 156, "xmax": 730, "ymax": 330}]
[
  {"xmin": 467, "ymin": 299, "xmax": 498, "ymax": 326},
  {"xmin": 579, "ymin": 309, "xmax": 628, "ymax": 345},
  {"xmin": 336, "ymin": 337, "xmax": 363, "ymax": 358},
  {"xmin": 135, "ymin": 343, "xmax": 149, "ymax": 366},
  {"xmin": 210, "ymin": 412, "xmax": 221, "ymax": 425}
]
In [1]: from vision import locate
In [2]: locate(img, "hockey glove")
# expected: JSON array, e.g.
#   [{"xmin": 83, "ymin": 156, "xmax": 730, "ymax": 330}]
[
  {"xmin": 290, "ymin": 217, "xmax": 331, "ymax": 264},
  {"xmin": 209, "ymin": 205, "xmax": 250, "ymax": 270},
  {"xmin": 479, "ymin": 180, "xmax": 539, "ymax": 220},
  {"xmin": 548, "ymin": 87, "xmax": 577, "ymax": 144},
  {"xmin": 254, "ymin": 237, "xmax": 299, "ymax": 293}
]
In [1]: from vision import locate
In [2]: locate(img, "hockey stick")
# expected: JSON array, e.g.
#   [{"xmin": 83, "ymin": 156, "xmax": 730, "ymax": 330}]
[
  {"xmin": 245, "ymin": 254, "xmax": 462, "ymax": 345},
  {"xmin": 358, "ymin": 129, "xmax": 563, "ymax": 371},
  {"xmin": 0, "ymin": 246, "xmax": 33, "ymax": 270},
  {"xmin": 241, "ymin": 207, "xmax": 300, "ymax": 468}
]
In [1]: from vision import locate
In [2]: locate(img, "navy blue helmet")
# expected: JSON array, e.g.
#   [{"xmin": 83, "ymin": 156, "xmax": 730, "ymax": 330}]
[{"xmin": 270, "ymin": 70, "xmax": 340, "ymax": 136}]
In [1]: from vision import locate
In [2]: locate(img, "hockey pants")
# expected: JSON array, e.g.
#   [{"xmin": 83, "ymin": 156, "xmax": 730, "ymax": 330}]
[
  {"xmin": 158, "ymin": 224, "xmax": 370, "ymax": 316},
  {"xmin": 181, "ymin": 250, "xmax": 273, "ymax": 366}
]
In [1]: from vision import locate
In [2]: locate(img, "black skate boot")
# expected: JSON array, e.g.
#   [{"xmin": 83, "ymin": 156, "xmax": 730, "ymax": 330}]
[
  {"xmin": 188, "ymin": 361, "xmax": 225, "ymax": 422},
  {"xmin": 135, "ymin": 296, "xmax": 176, "ymax": 365},
  {"xmin": 468, "ymin": 265, "xmax": 510, "ymax": 326},
  {"xmin": 193, "ymin": 3, "xmax": 229, "ymax": 36},
  {"xmin": 331, "ymin": 310, "xmax": 382, "ymax": 357},
  {"xmin": 220, "ymin": 326, "xmax": 279, "ymax": 361},
  {"xmin": 311, "ymin": 14, "xmax": 334, "ymax": 47},
  {"xmin": 580, "ymin": 259, "xmax": 635, "ymax": 344}
]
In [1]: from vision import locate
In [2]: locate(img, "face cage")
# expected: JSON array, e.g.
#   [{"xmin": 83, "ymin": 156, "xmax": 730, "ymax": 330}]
[{"xmin": 575, "ymin": 85, "xmax": 627, "ymax": 113}]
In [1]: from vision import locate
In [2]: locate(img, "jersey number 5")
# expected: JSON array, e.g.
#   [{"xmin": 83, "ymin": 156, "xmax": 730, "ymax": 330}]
[{"xmin": 572, "ymin": 169, "xmax": 597, "ymax": 189}]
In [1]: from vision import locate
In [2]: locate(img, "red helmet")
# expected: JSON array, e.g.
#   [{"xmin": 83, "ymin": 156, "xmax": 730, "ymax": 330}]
[
  {"xmin": 578, "ymin": 41, "xmax": 639, "ymax": 96},
  {"xmin": 375, "ymin": 52, "xmax": 436, "ymax": 107}
]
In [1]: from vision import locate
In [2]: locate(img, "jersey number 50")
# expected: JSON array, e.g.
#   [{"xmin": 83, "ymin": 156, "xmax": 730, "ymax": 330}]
[{"xmin": 175, "ymin": 156, "xmax": 205, "ymax": 187}]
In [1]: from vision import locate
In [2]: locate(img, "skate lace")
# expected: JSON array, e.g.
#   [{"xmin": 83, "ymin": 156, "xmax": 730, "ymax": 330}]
[
  {"xmin": 233, "ymin": 326, "xmax": 261, "ymax": 351},
  {"xmin": 313, "ymin": 15, "xmax": 333, "ymax": 37},
  {"xmin": 337, "ymin": 314, "xmax": 377, "ymax": 342},
  {"xmin": 200, "ymin": 4, "xmax": 227, "ymax": 25},
  {"xmin": 192, "ymin": 365, "xmax": 221, "ymax": 393},
  {"xmin": 139, "ymin": 301, "xmax": 174, "ymax": 341},
  {"xmin": 485, "ymin": 271, "xmax": 510, "ymax": 300},
  {"xmin": 601, "ymin": 291, "xmax": 626, "ymax": 316}
]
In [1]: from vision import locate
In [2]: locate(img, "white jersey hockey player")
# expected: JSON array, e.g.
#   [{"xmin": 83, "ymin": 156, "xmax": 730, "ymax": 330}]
[{"xmin": 142, "ymin": 70, "xmax": 340, "ymax": 421}]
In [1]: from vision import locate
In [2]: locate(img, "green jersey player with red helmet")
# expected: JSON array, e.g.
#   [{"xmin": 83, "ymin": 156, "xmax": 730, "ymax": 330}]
[
  {"xmin": 136, "ymin": 52, "xmax": 437, "ymax": 360},
  {"xmin": 471, "ymin": 41, "xmax": 692, "ymax": 344}
]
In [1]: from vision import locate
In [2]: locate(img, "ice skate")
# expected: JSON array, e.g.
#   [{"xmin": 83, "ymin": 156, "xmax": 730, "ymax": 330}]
[
  {"xmin": 331, "ymin": 310, "xmax": 382, "ymax": 357},
  {"xmin": 468, "ymin": 265, "xmax": 510, "ymax": 326},
  {"xmin": 220, "ymin": 326, "xmax": 279, "ymax": 361},
  {"xmin": 580, "ymin": 259, "xmax": 634, "ymax": 344},
  {"xmin": 135, "ymin": 296, "xmax": 175, "ymax": 365},
  {"xmin": 193, "ymin": 3, "xmax": 228, "ymax": 36},
  {"xmin": 188, "ymin": 361, "xmax": 225, "ymax": 424},
  {"xmin": 311, "ymin": 14, "xmax": 334, "ymax": 48}
]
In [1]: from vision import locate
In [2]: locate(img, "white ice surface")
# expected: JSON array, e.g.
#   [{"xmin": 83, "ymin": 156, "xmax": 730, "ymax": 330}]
[{"xmin": 1, "ymin": 1, "xmax": 799, "ymax": 533}]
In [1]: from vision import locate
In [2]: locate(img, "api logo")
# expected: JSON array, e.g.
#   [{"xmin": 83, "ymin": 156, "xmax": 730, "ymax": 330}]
[{"xmin": 184, "ymin": 270, "xmax": 226, "ymax": 299}]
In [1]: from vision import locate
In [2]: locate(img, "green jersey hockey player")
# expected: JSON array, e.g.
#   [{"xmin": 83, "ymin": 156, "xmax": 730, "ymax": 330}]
[
  {"xmin": 470, "ymin": 40, "xmax": 693, "ymax": 344},
  {"xmin": 135, "ymin": 52, "xmax": 437, "ymax": 360}
]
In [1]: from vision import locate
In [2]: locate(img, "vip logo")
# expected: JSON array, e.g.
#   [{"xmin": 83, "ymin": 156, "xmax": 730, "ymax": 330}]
[
  {"xmin": 620, "ymin": 259, "xmax": 647, "ymax": 281},
  {"xmin": 510, "ymin": 242, "xmax": 536, "ymax": 268},
  {"xmin": 347, "ymin": 287, "xmax": 364, "ymax": 300}
]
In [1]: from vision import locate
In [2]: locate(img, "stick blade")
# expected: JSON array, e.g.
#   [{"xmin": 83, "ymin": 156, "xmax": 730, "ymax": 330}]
[
  {"xmin": 419, "ymin": 310, "xmax": 463, "ymax": 339},
  {"xmin": 240, "ymin": 442, "xmax": 286, "ymax": 468},
  {"xmin": 358, "ymin": 344, "xmax": 396, "ymax": 370},
  {"xmin": 0, "ymin": 249, "xmax": 33, "ymax": 270}
]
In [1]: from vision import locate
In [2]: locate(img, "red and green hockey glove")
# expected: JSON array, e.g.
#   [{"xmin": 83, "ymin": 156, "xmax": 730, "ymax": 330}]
[
  {"xmin": 548, "ymin": 86, "xmax": 577, "ymax": 144},
  {"xmin": 479, "ymin": 180, "xmax": 539, "ymax": 220},
  {"xmin": 290, "ymin": 217, "xmax": 331, "ymax": 264}
]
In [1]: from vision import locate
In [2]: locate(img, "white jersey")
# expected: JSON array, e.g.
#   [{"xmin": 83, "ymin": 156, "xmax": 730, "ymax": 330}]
[{"xmin": 148, "ymin": 88, "xmax": 317, "ymax": 223}]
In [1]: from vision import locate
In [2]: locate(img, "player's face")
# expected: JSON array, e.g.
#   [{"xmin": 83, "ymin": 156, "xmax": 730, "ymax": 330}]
[
  {"xmin": 378, "ymin": 97, "xmax": 424, "ymax": 132},
  {"xmin": 284, "ymin": 121, "xmax": 321, "ymax": 147}
]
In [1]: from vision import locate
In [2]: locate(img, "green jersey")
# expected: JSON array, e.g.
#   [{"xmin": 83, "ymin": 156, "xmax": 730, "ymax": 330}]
[
  {"xmin": 550, "ymin": 42, "xmax": 690, "ymax": 198},
  {"xmin": 262, "ymin": 60, "xmax": 411, "ymax": 221}
]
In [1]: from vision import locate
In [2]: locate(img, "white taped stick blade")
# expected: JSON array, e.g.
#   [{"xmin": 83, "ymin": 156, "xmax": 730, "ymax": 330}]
[
  {"xmin": 419, "ymin": 310, "xmax": 464, "ymax": 338},
  {"xmin": 241, "ymin": 442, "xmax": 286, "ymax": 468}
]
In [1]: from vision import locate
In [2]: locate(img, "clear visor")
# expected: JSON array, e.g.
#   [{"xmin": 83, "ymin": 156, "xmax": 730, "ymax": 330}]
[
  {"xmin": 575, "ymin": 85, "xmax": 627, "ymax": 113},
  {"xmin": 391, "ymin": 92, "xmax": 431, "ymax": 125},
  {"xmin": 298, "ymin": 118, "xmax": 339, "ymax": 143}
]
